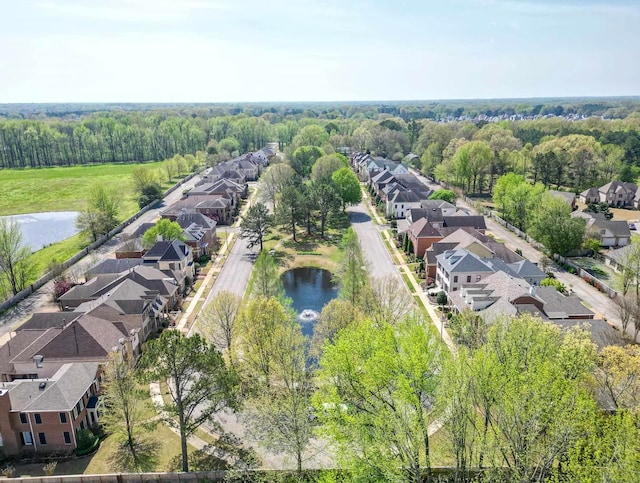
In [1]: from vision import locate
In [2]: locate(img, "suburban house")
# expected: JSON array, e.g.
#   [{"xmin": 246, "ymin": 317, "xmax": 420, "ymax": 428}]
[
  {"xmin": 161, "ymin": 195, "xmax": 233, "ymax": 225},
  {"xmin": 74, "ymin": 279, "xmax": 163, "ymax": 341},
  {"xmin": 85, "ymin": 259, "xmax": 142, "ymax": 281},
  {"xmin": 435, "ymin": 249, "xmax": 497, "ymax": 292},
  {"xmin": 142, "ymin": 239, "xmax": 194, "ymax": 289},
  {"xmin": 190, "ymin": 178, "xmax": 247, "ymax": 203},
  {"xmin": 59, "ymin": 266, "xmax": 181, "ymax": 313},
  {"xmin": 0, "ymin": 315, "xmax": 138, "ymax": 381},
  {"xmin": 574, "ymin": 212, "xmax": 632, "ymax": 247},
  {"xmin": 0, "ymin": 362, "xmax": 102, "ymax": 455},
  {"xmin": 424, "ymin": 228, "xmax": 524, "ymax": 278},
  {"xmin": 351, "ymin": 152, "xmax": 410, "ymax": 182},
  {"xmin": 407, "ymin": 200, "xmax": 457, "ymax": 224},
  {"xmin": 449, "ymin": 271, "xmax": 594, "ymax": 321},
  {"xmin": 435, "ymin": 248, "xmax": 545, "ymax": 293},
  {"xmin": 579, "ymin": 181, "xmax": 639, "ymax": 208},
  {"xmin": 386, "ymin": 189, "xmax": 423, "ymax": 219},
  {"xmin": 549, "ymin": 190, "xmax": 577, "ymax": 210},
  {"xmin": 406, "ymin": 218, "xmax": 444, "ymax": 258},
  {"xmin": 175, "ymin": 209, "xmax": 218, "ymax": 258},
  {"xmin": 205, "ymin": 154, "xmax": 260, "ymax": 182}
]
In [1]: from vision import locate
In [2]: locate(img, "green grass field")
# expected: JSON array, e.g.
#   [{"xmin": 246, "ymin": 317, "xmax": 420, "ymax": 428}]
[{"xmin": 0, "ymin": 162, "xmax": 167, "ymax": 217}]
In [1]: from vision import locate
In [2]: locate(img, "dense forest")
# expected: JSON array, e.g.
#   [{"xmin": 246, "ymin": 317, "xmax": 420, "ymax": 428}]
[{"xmin": 1, "ymin": 99, "xmax": 640, "ymax": 195}]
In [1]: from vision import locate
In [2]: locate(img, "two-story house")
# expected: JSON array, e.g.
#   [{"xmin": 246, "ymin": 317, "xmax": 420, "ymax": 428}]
[
  {"xmin": 580, "ymin": 181, "xmax": 639, "ymax": 207},
  {"xmin": 435, "ymin": 248, "xmax": 496, "ymax": 292},
  {"xmin": 142, "ymin": 239, "xmax": 194, "ymax": 290},
  {"xmin": 0, "ymin": 362, "xmax": 102, "ymax": 455}
]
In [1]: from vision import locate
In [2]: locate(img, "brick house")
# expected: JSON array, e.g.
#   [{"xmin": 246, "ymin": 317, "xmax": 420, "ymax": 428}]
[
  {"xmin": 0, "ymin": 362, "xmax": 101, "ymax": 455},
  {"xmin": 406, "ymin": 218, "xmax": 443, "ymax": 258}
]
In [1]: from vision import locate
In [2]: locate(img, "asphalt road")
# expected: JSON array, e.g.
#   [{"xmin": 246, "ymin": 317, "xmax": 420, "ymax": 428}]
[
  {"xmin": 348, "ymin": 202, "xmax": 403, "ymax": 282},
  {"xmin": 203, "ymin": 232, "xmax": 256, "ymax": 304},
  {"xmin": 0, "ymin": 169, "xmax": 209, "ymax": 335}
]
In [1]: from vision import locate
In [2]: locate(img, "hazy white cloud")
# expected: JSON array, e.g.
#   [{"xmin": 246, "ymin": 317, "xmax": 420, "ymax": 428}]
[
  {"xmin": 470, "ymin": 0, "xmax": 640, "ymax": 16},
  {"xmin": 0, "ymin": 0, "xmax": 637, "ymax": 102},
  {"xmin": 35, "ymin": 0, "xmax": 231, "ymax": 23}
]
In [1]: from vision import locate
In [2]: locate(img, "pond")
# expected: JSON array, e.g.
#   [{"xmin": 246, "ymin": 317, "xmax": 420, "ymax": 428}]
[
  {"xmin": 281, "ymin": 267, "xmax": 339, "ymax": 337},
  {"xmin": 1, "ymin": 212, "xmax": 81, "ymax": 252}
]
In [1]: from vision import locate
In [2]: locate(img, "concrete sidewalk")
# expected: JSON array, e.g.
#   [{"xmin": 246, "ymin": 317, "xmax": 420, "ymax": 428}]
[
  {"xmin": 361, "ymin": 189, "xmax": 456, "ymax": 351},
  {"xmin": 177, "ymin": 188, "xmax": 256, "ymax": 334}
]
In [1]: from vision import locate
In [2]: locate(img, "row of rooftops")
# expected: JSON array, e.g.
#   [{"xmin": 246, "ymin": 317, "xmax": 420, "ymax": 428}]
[{"xmin": 0, "ymin": 151, "xmax": 282, "ymax": 422}]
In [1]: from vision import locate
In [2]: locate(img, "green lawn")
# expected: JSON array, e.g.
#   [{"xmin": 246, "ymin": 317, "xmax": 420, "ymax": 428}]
[
  {"xmin": 0, "ymin": 162, "xmax": 167, "ymax": 217},
  {"xmin": 28, "ymin": 233, "xmax": 89, "ymax": 276}
]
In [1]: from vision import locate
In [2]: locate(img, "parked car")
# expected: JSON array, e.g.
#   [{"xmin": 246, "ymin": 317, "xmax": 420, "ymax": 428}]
[{"xmin": 629, "ymin": 223, "xmax": 636, "ymax": 230}]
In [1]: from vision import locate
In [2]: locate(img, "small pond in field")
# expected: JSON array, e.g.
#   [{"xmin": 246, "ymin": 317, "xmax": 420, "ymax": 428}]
[
  {"xmin": 1, "ymin": 212, "xmax": 81, "ymax": 252},
  {"xmin": 281, "ymin": 267, "xmax": 338, "ymax": 337}
]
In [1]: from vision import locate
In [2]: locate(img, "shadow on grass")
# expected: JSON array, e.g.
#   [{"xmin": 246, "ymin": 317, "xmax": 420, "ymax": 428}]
[{"xmin": 108, "ymin": 438, "xmax": 160, "ymax": 473}]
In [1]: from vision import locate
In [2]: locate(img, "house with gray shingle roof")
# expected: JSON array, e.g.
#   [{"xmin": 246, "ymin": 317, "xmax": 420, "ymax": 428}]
[
  {"xmin": 576, "ymin": 211, "xmax": 632, "ymax": 247},
  {"xmin": 579, "ymin": 181, "xmax": 639, "ymax": 207},
  {"xmin": 143, "ymin": 239, "xmax": 194, "ymax": 287},
  {"xmin": 0, "ymin": 362, "xmax": 101, "ymax": 455},
  {"xmin": 435, "ymin": 248, "xmax": 496, "ymax": 293}
]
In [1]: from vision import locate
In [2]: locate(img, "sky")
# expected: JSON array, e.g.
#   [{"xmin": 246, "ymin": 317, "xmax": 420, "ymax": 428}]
[{"xmin": 0, "ymin": 0, "xmax": 638, "ymax": 103}]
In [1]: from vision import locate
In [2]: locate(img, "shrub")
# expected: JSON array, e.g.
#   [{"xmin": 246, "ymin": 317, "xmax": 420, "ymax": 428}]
[
  {"xmin": 76, "ymin": 429, "xmax": 97, "ymax": 452},
  {"xmin": 541, "ymin": 277, "xmax": 566, "ymax": 293},
  {"xmin": 53, "ymin": 278, "xmax": 75, "ymax": 301}
]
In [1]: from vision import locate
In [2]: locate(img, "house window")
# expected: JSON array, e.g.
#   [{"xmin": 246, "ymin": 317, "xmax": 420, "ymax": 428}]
[
  {"xmin": 20, "ymin": 432, "xmax": 33, "ymax": 446},
  {"xmin": 34, "ymin": 414, "xmax": 42, "ymax": 424},
  {"xmin": 467, "ymin": 275, "xmax": 471, "ymax": 283},
  {"xmin": 38, "ymin": 433, "xmax": 47, "ymax": 445},
  {"xmin": 63, "ymin": 432, "xmax": 71, "ymax": 444},
  {"xmin": 59, "ymin": 413, "xmax": 67, "ymax": 424},
  {"xmin": 19, "ymin": 413, "xmax": 27, "ymax": 424},
  {"xmin": 453, "ymin": 276, "xmax": 458, "ymax": 283},
  {"xmin": 600, "ymin": 229, "xmax": 606, "ymax": 235},
  {"xmin": 476, "ymin": 275, "xmax": 481, "ymax": 282}
]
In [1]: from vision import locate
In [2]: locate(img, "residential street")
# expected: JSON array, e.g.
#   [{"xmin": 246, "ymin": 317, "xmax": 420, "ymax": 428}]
[
  {"xmin": 348, "ymin": 202, "xmax": 402, "ymax": 281},
  {"xmin": 408, "ymin": 168, "xmax": 629, "ymax": 339},
  {"xmin": 204, "ymin": 231, "xmax": 255, "ymax": 302},
  {"xmin": 0, "ymin": 169, "xmax": 209, "ymax": 337}
]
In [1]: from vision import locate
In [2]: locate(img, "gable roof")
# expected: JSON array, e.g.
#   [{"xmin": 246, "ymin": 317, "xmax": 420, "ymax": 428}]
[
  {"xmin": 526, "ymin": 286, "xmax": 594, "ymax": 319},
  {"xmin": 420, "ymin": 199, "xmax": 456, "ymax": 211},
  {"xmin": 85, "ymin": 258, "xmax": 143, "ymax": 279},
  {"xmin": 175, "ymin": 210, "xmax": 217, "ymax": 231},
  {"xmin": 442, "ymin": 215, "xmax": 487, "ymax": 230},
  {"xmin": 19, "ymin": 312, "xmax": 83, "ymax": 331},
  {"xmin": 390, "ymin": 190, "xmax": 422, "ymax": 204},
  {"xmin": 6, "ymin": 363, "xmax": 99, "ymax": 412},
  {"xmin": 580, "ymin": 187, "xmax": 600, "ymax": 198},
  {"xmin": 143, "ymin": 239, "xmax": 190, "ymax": 262},
  {"xmin": 58, "ymin": 273, "xmax": 124, "ymax": 304},
  {"xmin": 436, "ymin": 249, "xmax": 495, "ymax": 274},
  {"xmin": 591, "ymin": 220, "xmax": 632, "ymax": 238},
  {"xmin": 408, "ymin": 217, "xmax": 442, "ymax": 239}
]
